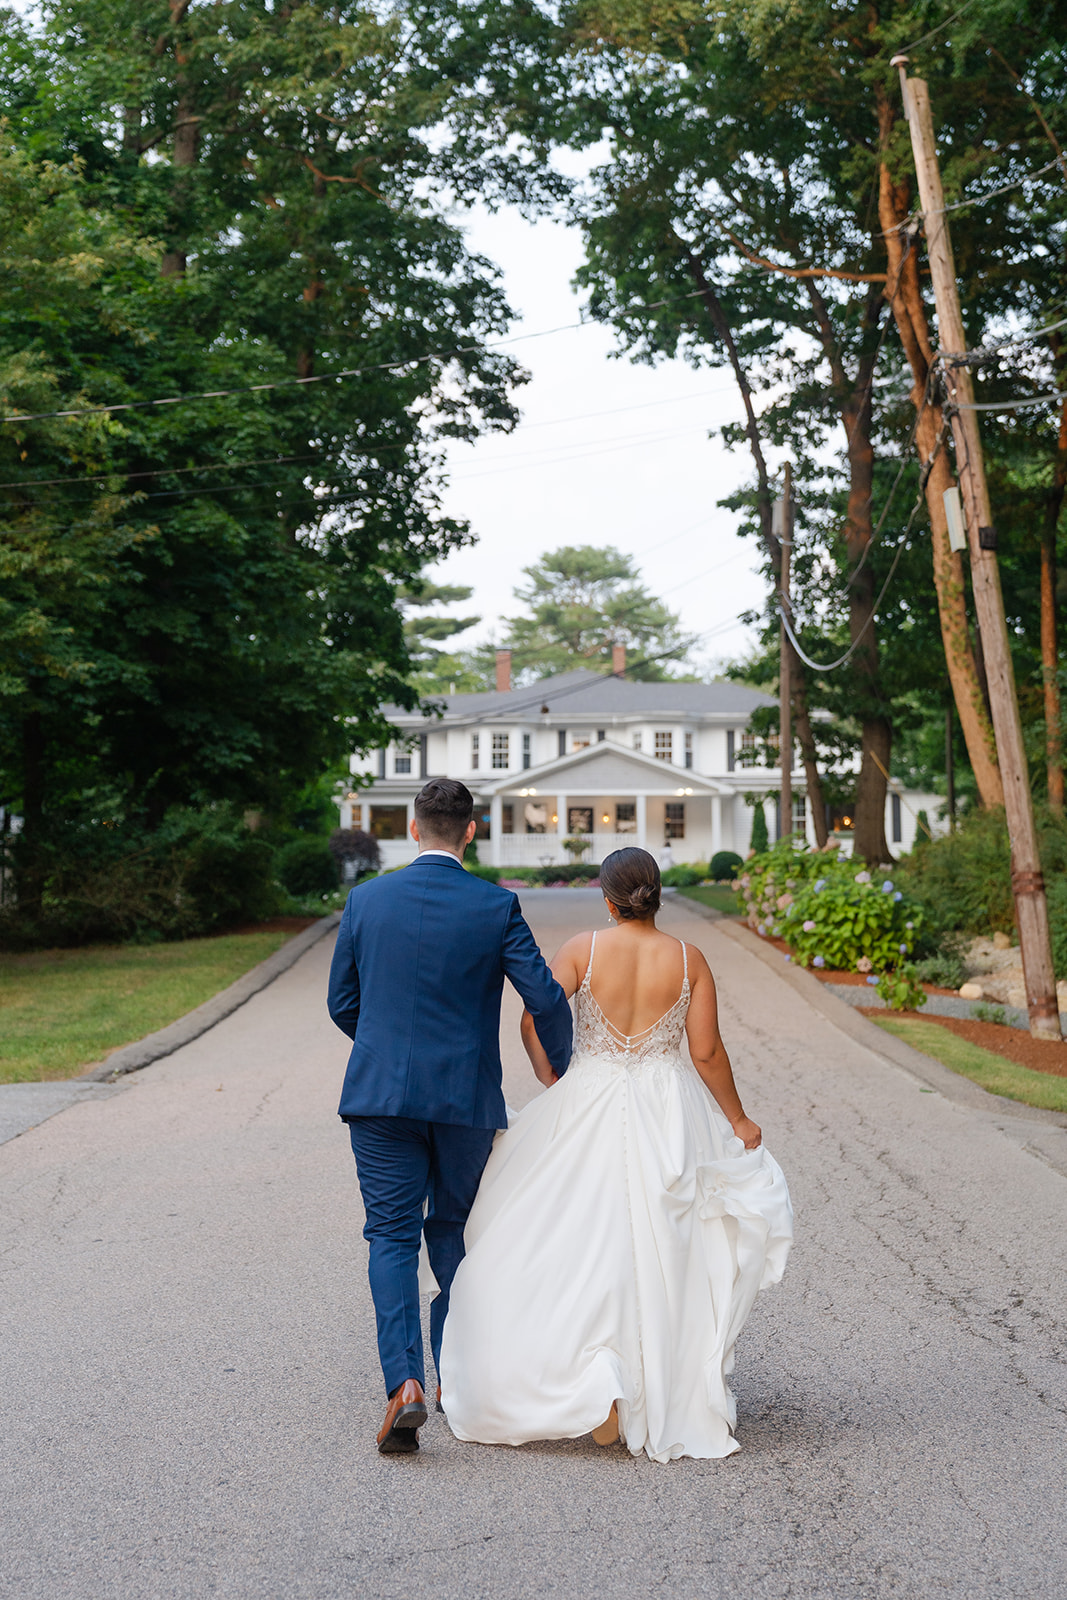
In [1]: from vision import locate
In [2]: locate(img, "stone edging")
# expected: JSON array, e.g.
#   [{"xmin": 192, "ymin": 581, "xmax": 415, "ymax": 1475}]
[
  {"xmin": 676, "ymin": 900, "xmax": 1067, "ymax": 1134},
  {"xmin": 83, "ymin": 912, "xmax": 342, "ymax": 1083}
]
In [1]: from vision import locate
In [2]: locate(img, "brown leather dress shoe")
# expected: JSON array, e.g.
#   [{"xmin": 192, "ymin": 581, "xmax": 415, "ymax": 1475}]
[{"xmin": 377, "ymin": 1380, "xmax": 428, "ymax": 1454}]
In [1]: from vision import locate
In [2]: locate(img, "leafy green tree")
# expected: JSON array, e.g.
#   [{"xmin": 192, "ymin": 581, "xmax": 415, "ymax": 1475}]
[
  {"xmin": 478, "ymin": 544, "xmax": 697, "ymax": 683},
  {"xmin": 434, "ymin": 0, "xmax": 1065, "ymax": 859},
  {"xmin": 0, "ymin": 4, "xmax": 528, "ymax": 916}
]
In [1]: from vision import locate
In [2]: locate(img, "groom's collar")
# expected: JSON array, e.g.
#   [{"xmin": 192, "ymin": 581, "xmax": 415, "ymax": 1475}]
[{"xmin": 412, "ymin": 849, "xmax": 464, "ymax": 868}]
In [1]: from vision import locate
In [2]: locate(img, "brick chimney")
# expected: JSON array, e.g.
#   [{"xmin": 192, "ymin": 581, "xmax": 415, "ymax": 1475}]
[
  {"xmin": 611, "ymin": 642, "xmax": 626, "ymax": 677},
  {"xmin": 495, "ymin": 649, "xmax": 512, "ymax": 692}
]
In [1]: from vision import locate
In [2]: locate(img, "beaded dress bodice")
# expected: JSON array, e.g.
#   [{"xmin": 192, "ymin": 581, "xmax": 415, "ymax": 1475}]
[{"xmin": 573, "ymin": 931, "xmax": 690, "ymax": 1065}]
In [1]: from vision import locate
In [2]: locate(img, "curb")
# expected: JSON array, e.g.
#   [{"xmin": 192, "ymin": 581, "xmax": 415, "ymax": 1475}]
[
  {"xmin": 83, "ymin": 912, "xmax": 342, "ymax": 1083},
  {"xmin": 710, "ymin": 916, "xmax": 1067, "ymax": 1130}
]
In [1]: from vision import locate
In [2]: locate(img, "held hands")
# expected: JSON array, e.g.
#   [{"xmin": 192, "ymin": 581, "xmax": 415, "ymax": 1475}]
[{"xmin": 731, "ymin": 1114, "xmax": 762, "ymax": 1150}]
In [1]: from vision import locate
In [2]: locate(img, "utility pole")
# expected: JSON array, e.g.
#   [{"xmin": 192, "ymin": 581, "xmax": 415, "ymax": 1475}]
[
  {"xmin": 895, "ymin": 56, "xmax": 1062, "ymax": 1041},
  {"xmin": 775, "ymin": 465, "xmax": 793, "ymax": 841}
]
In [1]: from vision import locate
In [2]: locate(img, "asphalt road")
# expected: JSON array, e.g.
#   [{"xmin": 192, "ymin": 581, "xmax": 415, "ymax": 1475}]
[{"xmin": 2, "ymin": 890, "xmax": 1066, "ymax": 1600}]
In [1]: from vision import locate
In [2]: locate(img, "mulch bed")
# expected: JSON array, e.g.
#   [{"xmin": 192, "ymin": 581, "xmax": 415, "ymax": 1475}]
[
  {"xmin": 859, "ymin": 1007, "xmax": 1067, "ymax": 1079},
  {"xmin": 749, "ymin": 930, "xmax": 957, "ymax": 996},
  {"xmin": 219, "ymin": 916, "xmax": 319, "ymax": 938}
]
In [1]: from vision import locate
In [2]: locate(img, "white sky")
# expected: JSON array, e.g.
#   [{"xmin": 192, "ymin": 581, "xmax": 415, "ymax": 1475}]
[{"xmin": 434, "ymin": 203, "xmax": 767, "ymax": 675}]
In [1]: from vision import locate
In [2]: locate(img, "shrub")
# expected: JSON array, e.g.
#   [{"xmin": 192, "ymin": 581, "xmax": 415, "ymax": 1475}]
[
  {"xmin": 465, "ymin": 864, "xmax": 501, "ymax": 883},
  {"xmin": 749, "ymin": 803, "xmax": 769, "ymax": 854},
  {"xmin": 876, "ymin": 965, "xmax": 927, "ymax": 1012},
  {"xmin": 973, "ymin": 1001, "xmax": 1008, "ymax": 1026},
  {"xmin": 0, "ymin": 806, "xmax": 281, "ymax": 949},
  {"xmin": 895, "ymin": 806, "xmax": 1067, "ymax": 979},
  {"xmin": 1047, "ymin": 874, "xmax": 1067, "ymax": 981},
  {"xmin": 736, "ymin": 839, "xmax": 924, "ymax": 973},
  {"xmin": 328, "ymin": 828, "xmax": 381, "ymax": 878},
  {"xmin": 661, "ymin": 864, "xmax": 704, "ymax": 887},
  {"xmin": 914, "ymin": 951, "xmax": 968, "ymax": 990},
  {"xmin": 710, "ymin": 850, "xmax": 743, "ymax": 881},
  {"xmin": 275, "ymin": 836, "xmax": 338, "ymax": 898}
]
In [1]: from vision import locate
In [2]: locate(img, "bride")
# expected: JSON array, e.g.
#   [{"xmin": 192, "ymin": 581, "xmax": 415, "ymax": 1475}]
[{"xmin": 439, "ymin": 847, "xmax": 793, "ymax": 1463}]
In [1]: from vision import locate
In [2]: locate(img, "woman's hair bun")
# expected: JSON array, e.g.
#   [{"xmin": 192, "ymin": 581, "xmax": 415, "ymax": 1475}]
[
  {"xmin": 629, "ymin": 882, "xmax": 659, "ymax": 913},
  {"xmin": 600, "ymin": 847, "xmax": 661, "ymax": 921}
]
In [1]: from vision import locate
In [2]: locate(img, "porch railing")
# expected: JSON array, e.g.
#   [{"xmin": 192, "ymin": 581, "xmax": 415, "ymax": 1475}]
[{"xmin": 497, "ymin": 832, "xmax": 639, "ymax": 868}]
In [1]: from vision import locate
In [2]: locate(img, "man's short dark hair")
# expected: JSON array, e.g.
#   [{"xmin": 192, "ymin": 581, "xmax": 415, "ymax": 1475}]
[{"xmin": 414, "ymin": 778, "xmax": 474, "ymax": 848}]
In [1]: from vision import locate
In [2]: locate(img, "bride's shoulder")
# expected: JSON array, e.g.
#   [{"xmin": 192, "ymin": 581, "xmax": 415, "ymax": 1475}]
[
  {"xmin": 550, "ymin": 930, "xmax": 594, "ymax": 977},
  {"xmin": 681, "ymin": 939, "xmax": 713, "ymax": 982}
]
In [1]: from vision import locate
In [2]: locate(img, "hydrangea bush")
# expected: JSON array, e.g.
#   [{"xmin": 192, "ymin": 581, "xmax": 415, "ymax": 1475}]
[{"xmin": 737, "ymin": 841, "xmax": 925, "ymax": 977}]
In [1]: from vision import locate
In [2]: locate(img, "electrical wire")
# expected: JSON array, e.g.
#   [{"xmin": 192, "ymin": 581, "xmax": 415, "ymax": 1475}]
[
  {"xmin": 776, "ymin": 420, "xmax": 950, "ymax": 674},
  {"xmin": 895, "ymin": 1, "xmax": 981, "ymax": 56},
  {"xmin": 956, "ymin": 388, "xmax": 1067, "ymax": 411},
  {"xmin": 881, "ymin": 155, "xmax": 1065, "ymax": 236},
  {"xmin": 0, "ymin": 286, "xmax": 719, "ymax": 428}
]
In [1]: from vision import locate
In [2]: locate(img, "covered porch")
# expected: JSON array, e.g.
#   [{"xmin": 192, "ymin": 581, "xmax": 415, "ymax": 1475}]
[{"xmin": 483, "ymin": 743, "xmax": 735, "ymax": 869}]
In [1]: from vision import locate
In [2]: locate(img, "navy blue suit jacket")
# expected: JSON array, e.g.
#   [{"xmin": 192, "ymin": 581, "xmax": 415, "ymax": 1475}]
[{"xmin": 328, "ymin": 855, "xmax": 573, "ymax": 1129}]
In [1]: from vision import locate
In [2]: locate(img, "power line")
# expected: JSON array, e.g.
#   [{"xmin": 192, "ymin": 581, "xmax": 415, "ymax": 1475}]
[
  {"xmin": 0, "ymin": 451, "xmax": 321, "ymax": 494},
  {"xmin": 882, "ymin": 155, "xmax": 1064, "ymax": 236},
  {"xmin": 896, "ymin": 1, "xmax": 980, "ymax": 56},
  {"xmin": 956, "ymin": 388, "xmax": 1067, "ymax": 411},
  {"xmin": 776, "ymin": 420, "xmax": 950, "ymax": 674},
  {"xmin": 0, "ymin": 286, "xmax": 719, "ymax": 428}
]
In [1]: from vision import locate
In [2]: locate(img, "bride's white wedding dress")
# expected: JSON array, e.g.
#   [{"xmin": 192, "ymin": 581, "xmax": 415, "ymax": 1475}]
[{"xmin": 440, "ymin": 933, "xmax": 793, "ymax": 1463}]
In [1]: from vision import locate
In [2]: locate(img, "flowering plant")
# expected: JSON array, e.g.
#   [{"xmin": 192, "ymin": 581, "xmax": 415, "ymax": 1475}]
[{"xmin": 736, "ymin": 841, "xmax": 925, "ymax": 974}]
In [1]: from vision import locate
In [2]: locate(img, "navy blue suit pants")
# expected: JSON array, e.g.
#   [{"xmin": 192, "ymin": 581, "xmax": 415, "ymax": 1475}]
[{"xmin": 347, "ymin": 1117, "xmax": 496, "ymax": 1396}]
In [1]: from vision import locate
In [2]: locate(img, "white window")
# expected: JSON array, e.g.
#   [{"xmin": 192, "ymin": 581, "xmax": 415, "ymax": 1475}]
[
  {"xmin": 522, "ymin": 732, "xmax": 531, "ymax": 769},
  {"xmin": 632, "ymin": 730, "xmax": 643, "ymax": 752},
  {"xmin": 684, "ymin": 732, "xmax": 693, "ymax": 770},
  {"xmin": 491, "ymin": 732, "xmax": 509, "ymax": 770},
  {"xmin": 665, "ymin": 802, "xmax": 685, "ymax": 839},
  {"xmin": 394, "ymin": 750, "xmax": 411, "ymax": 774},
  {"xmin": 654, "ymin": 730, "xmax": 673, "ymax": 762},
  {"xmin": 471, "ymin": 733, "xmax": 480, "ymax": 770},
  {"xmin": 616, "ymin": 803, "xmax": 637, "ymax": 834}
]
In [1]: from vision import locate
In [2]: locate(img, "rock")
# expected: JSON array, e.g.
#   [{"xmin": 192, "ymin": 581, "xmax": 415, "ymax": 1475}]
[
  {"xmin": 992, "ymin": 931, "xmax": 1012, "ymax": 951},
  {"xmin": 959, "ymin": 981, "xmax": 984, "ymax": 1000}
]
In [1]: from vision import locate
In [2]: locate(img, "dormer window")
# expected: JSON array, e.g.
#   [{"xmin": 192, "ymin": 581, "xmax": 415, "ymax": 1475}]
[
  {"xmin": 654, "ymin": 730, "xmax": 673, "ymax": 762},
  {"xmin": 491, "ymin": 732, "xmax": 509, "ymax": 770}
]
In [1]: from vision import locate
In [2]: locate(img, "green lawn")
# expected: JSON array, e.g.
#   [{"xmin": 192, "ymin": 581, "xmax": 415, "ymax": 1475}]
[
  {"xmin": 678, "ymin": 885, "xmax": 740, "ymax": 916},
  {"xmin": 0, "ymin": 930, "xmax": 293, "ymax": 1083},
  {"xmin": 870, "ymin": 1015, "xmax": 1067, "ymax": 1114}
]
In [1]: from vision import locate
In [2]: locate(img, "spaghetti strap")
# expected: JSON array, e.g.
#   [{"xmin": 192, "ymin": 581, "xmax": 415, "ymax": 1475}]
[
  {"xmin": 583, "ymin": 929, "xmax": 597, "ymax": 985},
  {"xmin": 680, "ymin": 938, "xmax": 688, "ymax": 983}
]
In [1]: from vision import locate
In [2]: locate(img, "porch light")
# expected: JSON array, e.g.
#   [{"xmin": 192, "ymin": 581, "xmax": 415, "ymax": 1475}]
[
  {"xmin": 601, "ymin": 814, "xmax": 610, "ymax": 824},
  {"xmin": 552, "ymin": 814, "xmax": 558, "ymax": 824},
  {"xmin": 675, "ymin": 786, "xmax": 694, "ymax": 796},
  {"xmin": 518, "ymin": 787, "xmax": 538, "ymax": 797}
]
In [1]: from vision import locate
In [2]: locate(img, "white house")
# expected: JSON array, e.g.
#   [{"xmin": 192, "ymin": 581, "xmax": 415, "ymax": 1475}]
[{"xmin": 338, "ymin": 656, "xmax": 943, "ymax": 869}]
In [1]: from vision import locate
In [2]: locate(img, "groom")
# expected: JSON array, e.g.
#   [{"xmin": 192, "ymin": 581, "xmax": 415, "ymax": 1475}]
[{"xmin": 328, "ymin": 777, "xmax": 573, "ymax": 1454}]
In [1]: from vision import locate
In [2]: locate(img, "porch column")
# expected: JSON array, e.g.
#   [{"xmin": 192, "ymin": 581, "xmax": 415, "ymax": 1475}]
[
  {"xmin": 489, "ymin": 794, "xmax": 503, "ymax": 867},
  {"xmin": 359, "ymin": 800, "xmax": 370, "ymax": 833},
  {"xmin": 557, "ymin": 794, "xmax": 567, "ymax": 863},
  {"xmin": 711, "ymin": 794, "xmax": 723, "ymax": 857},
  {"xmin": 635, "ymin": 793, "xmax": 647, "ymax": 850}
]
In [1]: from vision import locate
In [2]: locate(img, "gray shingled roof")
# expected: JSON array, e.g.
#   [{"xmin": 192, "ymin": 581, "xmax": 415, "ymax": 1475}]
[{"xmin": 387, "ymin": 669, "xmax": 774, "ymax": 722}]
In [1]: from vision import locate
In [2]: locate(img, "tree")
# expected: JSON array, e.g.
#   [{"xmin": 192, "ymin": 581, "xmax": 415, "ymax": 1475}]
[
  {"xmin": 399, "ymin": 581, "xmax": 485, "ymax": 693},
  {"xmin": 438, "ymin": 0, "xmax": 1066, "ymax": 858},
  {"xmin": 0, "ymin": 4, "xmax": 528, "ymax": 910},
  {"xmin": 479, "ymin": 544, "xmax": 698, "ymax": 683}
]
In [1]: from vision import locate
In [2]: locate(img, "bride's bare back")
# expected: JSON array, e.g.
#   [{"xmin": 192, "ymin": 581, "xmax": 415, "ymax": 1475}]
[{"xmin": 520, "ymin": 911, "xmax": 763, "ymax": 1150}]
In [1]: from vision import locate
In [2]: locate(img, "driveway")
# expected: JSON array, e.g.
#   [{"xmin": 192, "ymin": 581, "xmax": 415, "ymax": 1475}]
[{"xmin": 1, "ymin": 890, "xmax": 1065, "ymax": 1599}]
